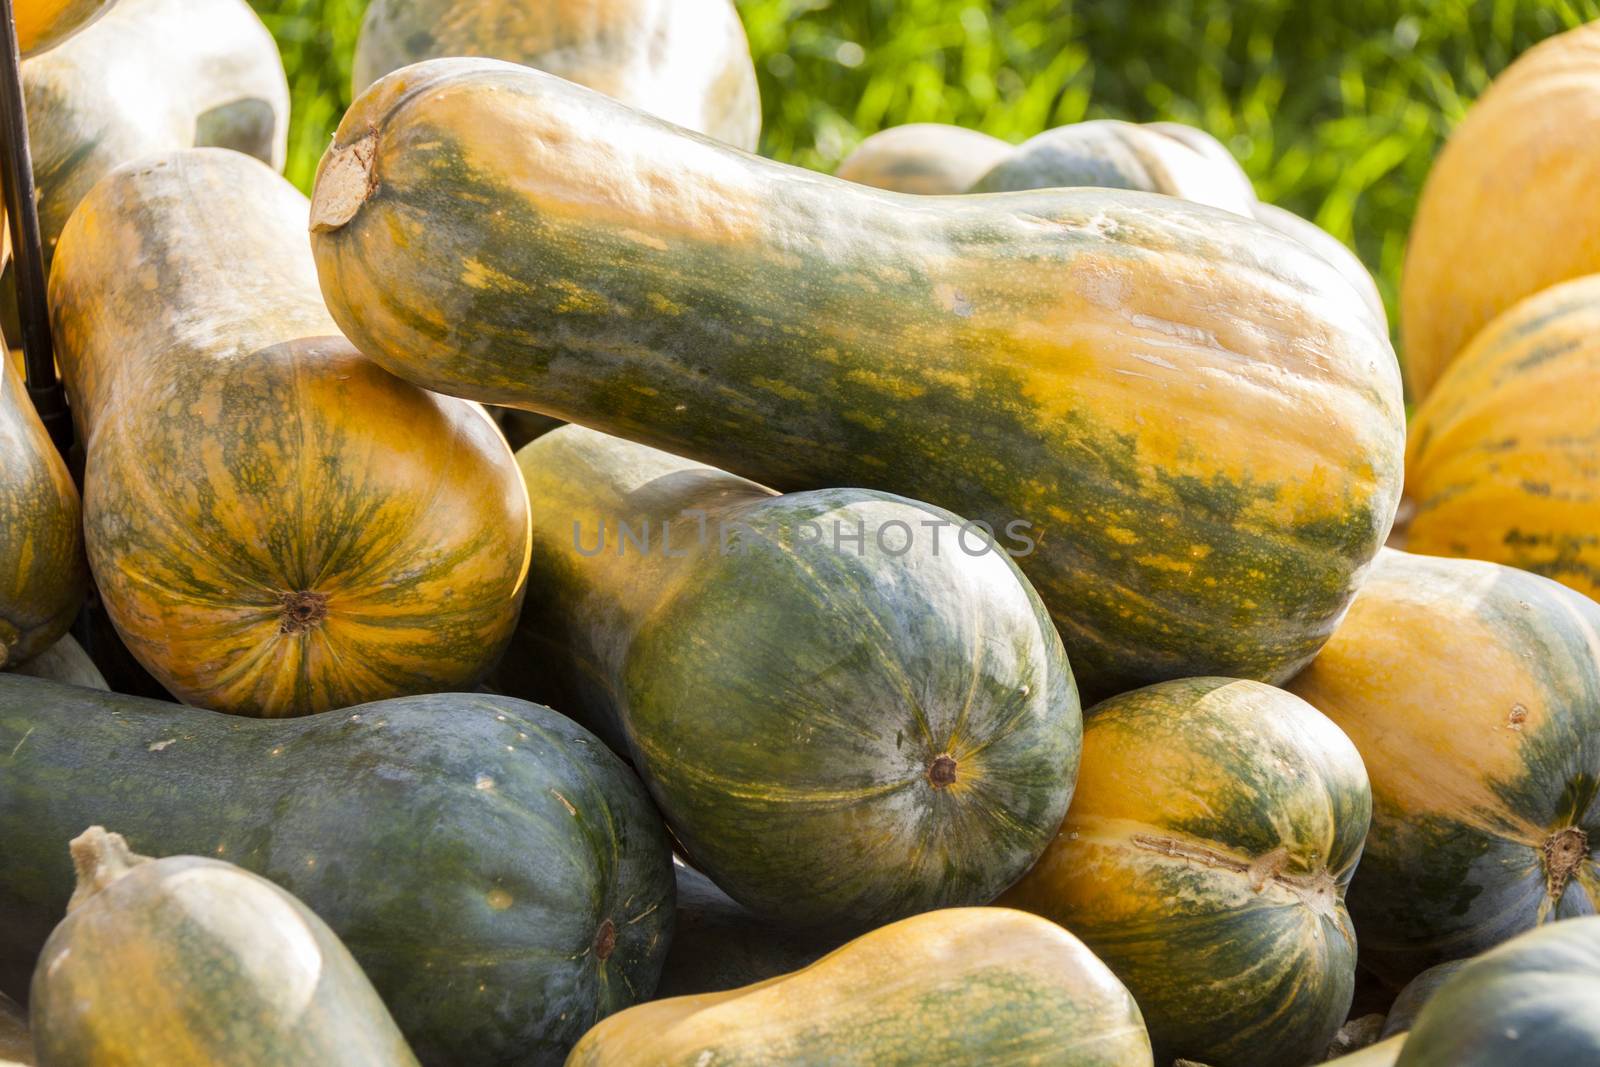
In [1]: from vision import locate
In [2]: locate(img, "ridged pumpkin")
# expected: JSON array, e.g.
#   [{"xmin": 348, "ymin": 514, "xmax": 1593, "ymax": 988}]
[
  {"xmin": 29, "ymin": 828, "xmax": 419, "ymax": 1066},
  {"xmin": 1286, "ymin": 549, "xmax": 1600, "ymax": 986},
  {"xmin": 1401, "ymin": 20, "xmax": 1600, "ymax": 400},
  {"xmin": 1395, "ymin": 916, "xmax": 1600, "ymax": 1066},
  {"xmin": 12, "ymin": 633, "xmax": 107, "ymax": 690},
  {"xmin": 49, "ymin": 148, "xmax": 531, "ymax": 717},
  {"xmin": 969, "ymin": 119, "xmax": 1257, "ymax": 216},
  {"xmin": 1401, "ymin": 274, "xmax": 1600, "ymax": 599},
  {"xmin": 0, "ymin": 993, "xmax": 27, "ymax": 1067},
  {"xmin": 489, "ymin": 426, "xmax": 1080, "ymax": 931},
  {"xmin": 353, "ymin": 0, "xmax": 759, "ymax": 150},
  {"xmin": 568, "ymin": 908, "xmax": 1154, "ymax": 1067},
  {"xmin": 24, "ymin": 0, "xmax": 288, "ymax": 268},
  {"xmin": 310, "ymin": 59, "xmax": 1406, "ymax": 701},
  {"xmin": 14, "ymin": 0, "xmax": 113, "ymax": 55},
  {"xmin": 0, "ymin": 677, "xmax": 675, "ymax": 1067},
  {"xmin": 1380, "ymin": 959, "xmax": 1469, "ymax": 1038},
  {"xmin": 0, "ymin": 356, "xmax": 86, "ymax": 669},
  {"xmin": 834, "ymin": 123, "xmax": 1013, "ymax": 194},
  {"xmin": 1001, "ymin": 677, "xmax": 1370, "ymax": 1067},
  {"xmin": 1253, "ymin": 201, "xmax": 1387, "ymax": 330}
]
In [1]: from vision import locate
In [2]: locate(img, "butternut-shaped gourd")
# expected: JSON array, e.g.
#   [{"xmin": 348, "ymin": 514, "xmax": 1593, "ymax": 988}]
[
  {"xmin": 1402, "ymin": 275, "xmax": 1600, "ymax": 599},
  {"xmin": 1287, "ymin": 550, "xmax": 1600, "ymax": 986},
  {"xmin": 0, "ymin": 357, "xmax": 85, "ymax": 669},
  {"xmin": 14, "ymin": 0, "xmax": 113, "ymax": 55},
  {"xmin": 311, "ymin": 59, "xmax": 1406, "ymax": 701},
  {"xmin": 1402, "ymin": 20, "xmax": 1600, "ymax": 399},
  {"xmin": 29, "ymin": 828, "xmax": 419, "ymax": 1066},
  {"xmin": 24, "ymin": 0, "xmax": 288, "ymax": 268},
  {"xmin": 354, "ymin": 0, "xmax": 759, "ymax": 150},
  {"xmin": 49, "ymin": 148, "xmax": 531, "ymax": 717},
  {"xmin": 834, "ymin": 123, "xmax": 1013, "ymax": 194},
  {"xmin": 566, "ymin": 908, "xmax": 1154, "ymax": 1066},
  {"xmin": 1001, "ymin": 677, "xmax": 1370, "ymax": 1067}
]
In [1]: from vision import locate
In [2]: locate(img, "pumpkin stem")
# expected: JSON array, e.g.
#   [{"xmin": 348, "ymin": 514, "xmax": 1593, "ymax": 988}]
[
  {"xmin": 927, "ymin": 753, "xmax": 958, "ymax": 788},
  {"xmin": 279, "ymin": 590, "xmax": 330, "ymax": 634},
  {"xmin": 310, "ymin": 131, "xmax": 379, "ymax": 234},
  {"xmin": 1544, "ymin": 826, "xmax": 1589, "ymax": 899},
  {"xmin": 593, "ymin": 918, "xmax": 617, "ymax": 962},
  {"xmin": 67, "ymin": 827, "xmax": 151, "ymax": 912}
]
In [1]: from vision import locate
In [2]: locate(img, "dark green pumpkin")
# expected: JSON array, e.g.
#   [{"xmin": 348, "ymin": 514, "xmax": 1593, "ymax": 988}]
[
  {"xmin": 1396, "ymin": 916, "xmax": 1600, "ymax": 1065},
  {"xmin": 0, "ymin": 675, "xmax": 675, "ymax": 1067},
  {"xmin": 1380, "ymin": 959, "xmax": 1469, "ymax": 1038},
  {"xmin": 489, "ymin": 426, "xmax": 1080, "ymax": 932},
  {"xmin": 29, "ymin": 828, "xmax": 419, "ymax": 1066}
]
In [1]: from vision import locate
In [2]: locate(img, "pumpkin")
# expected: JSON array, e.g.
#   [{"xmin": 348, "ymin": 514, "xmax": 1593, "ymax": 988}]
[
  {"xmin": 1400, "ymin": 274, "xmax": 1600, "ymax": 599},
  {"xmin": 48, "ymin": 148, "xmax": 531, "ymax": 717},
  {"xmin": 1401, "ymin": 21, "xmax": 1600, "ymax": 400},
  {"xmin": 1000, "ymin": 676, "xmax": 1370, "ymax": 1067},
  {"xmin": 1395, "ymin": 916, "xmax": 1600, "ymax": 1066},
  {"xmin": 0, "ymin": 993, "xmax": 28, "ymax": 1067},
  {"xmin": 568, "ymin": 907, "xmax": 1154, "ymax": 1067},
  {"xmin": 0, "ymin": 676, "xmax": 675, "ymax": 1067},
  {"xmin": 353, "ymin": 0, "xmax": 759, "ymax": 150},
  {"xmin": 29, "ymin": 827, "xmax": 420, "ymax": 1066},
  {"xmin": 1252, "ymin": 201, "xmax": 1387, "ymax": 329},
  {"xmin": 488, "ymin": 425, "xmax": 1080, "ymax": 931},
  {"xmin": 968, "ymin": 119, "xmax": 1257, "ymax": 216},
  {"xmin": 834, "ymin": 123, "xmax": 1013, "ymax": 194},
  {"xmin": 1316, "ymin": 1035, "xmax": 1406, "ymax": 1067},
  {"xmin": 11, "ymin": 634, "xmax": 107, "ymax": 690},
  {"xmin": 0, "ymin": 356, "xmax": 86, "ymax": 670},
  {"xmin": 657, "ymin": 864, "xmax": 837, "ymax": 998},
  {"xmin": 14, "ymin": 0, "xmax": 113, "ymax": 55},
  {"xmin": 23, "ymin": 0, "xmax": 288, "ymax": 269},
  {"xmin": 310, "ymin": 59, "xmax": 1405, "ymax": 701},
  {"xmin": 1381, "ymin": 959, "xmax": 1470, "ymax": 1038},
  {"xmin": 1286, "ymin": 549, "xmax": 1600, "ymax": 986}
]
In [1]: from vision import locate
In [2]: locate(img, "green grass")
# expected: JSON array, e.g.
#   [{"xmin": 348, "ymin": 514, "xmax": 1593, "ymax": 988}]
[{"xmin": 249, "ymin": 0, "xmax": 1600, "ymax": 332}]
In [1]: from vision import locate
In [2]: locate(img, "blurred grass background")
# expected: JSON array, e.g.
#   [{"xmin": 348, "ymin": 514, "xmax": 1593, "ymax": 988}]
[{"xmin": 249, "ymin": 0, "xmax": 1600, "ymax": 332}]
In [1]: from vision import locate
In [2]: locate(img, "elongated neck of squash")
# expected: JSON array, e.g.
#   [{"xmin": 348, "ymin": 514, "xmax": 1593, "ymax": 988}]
[{"xmin": 67, "ymin": 827, "xmax": 152, "ymax": 911}]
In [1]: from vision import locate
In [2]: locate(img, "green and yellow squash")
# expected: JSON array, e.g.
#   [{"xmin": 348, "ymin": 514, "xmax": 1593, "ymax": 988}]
[
  {"xmin": 0, "ymin": 356, "xmax": 86, "ymax": 670},
  {"xmin": 1380, "ymin": 959, "xmax": 1470, "ymax": 1038},
  {"xmin": 29, "ymin": 827, "xmax": 419, "ymax": 1066},
  {"xmin": 353, "ymin": 0, "xmax": 759, "ymax": 150},
  {"xmin": 50, "ymin": 148, "xmax": 530, "ymax": 717},
  {"xmin": 1402, "ymin": 20, "xmax": 1600, "ymax": 400},
  {"xmin": 1287, "ymin": 549, "xmax": 1600, "ymax": 986},
  {"xmin": 657, "ymin": 864, "xmax": 837, "ymax": 998},
  {"xmin": 23, "ymin": 0, "xmax": 288, "ymax": 268},
  {"xmin": 1252, "ymin": 201, "xmax": 1387, "ymax": 330},
  {"xmin": 1401, "ymin": 275, "xmax": 1600, "ymax": 599},
  {"xmin": 311, "ymin": 59, "xmax": 1405, "ymax": 701},
  {"xmin": 568, "ymin": 907, "xmax": 1153, "ymax": 1066},
  {"xmin": 489, "ymin": 426, "xmax": 1080, "ymax": 931},
  {"xmin": 0, "ymin": 993, "xmax": 28, "ymax": 1066},
  {"xmin": 11, "ymin": 634, "xmax": 107, "ymax": 690},
  {"xmin": 834, "ymin": 123, "xmax": 1014, "ymax": 194},
  {"xmin": 968, "ymin": 119, "xmax": 1257, "ymax": 216},
  {"xmin": 1395, "ymin": 916, "xmax": 1600, "ymax": 1065},
  {"xmin": 14, "ymin": 0, "xmax": 114, "ymax": 56},
  {"xmin": 1001, "ymin": 676, "xmax": 1370, "ymax": 1067},
  {"xmin": 0, "ymin": 676, "xmax": 675, "ymax": 1067}
]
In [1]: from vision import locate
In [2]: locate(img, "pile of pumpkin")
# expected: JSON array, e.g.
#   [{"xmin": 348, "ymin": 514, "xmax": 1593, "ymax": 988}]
[{"xmin": 1, "ymin": 1, "xmax": 1597, "ymax": 1065}]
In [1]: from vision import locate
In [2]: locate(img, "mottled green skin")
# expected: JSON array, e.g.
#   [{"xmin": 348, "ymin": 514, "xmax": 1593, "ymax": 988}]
[
  {"xmin": 30, "ymin": 849, "xmax": 420, "ymax": 1066},
  {"xmin": 317, "ymin": 63, "xmax": 1402, "ymax": 703},
  {"xmin": 656, "ymin": 865, "xmax": 838, "ymax": 998},
  {"xmin": 492, "ymin": 427, "xmax": 1080, "ymax": 933},
  {"xmin": 1380, "ymin": 959, "xmax": 1469, "ymax": 1038},
  {"xmin": 0, "ymin": 677, "xmax": 675, "ymax": 1067},
  {"xmin": 1396, "ymin": 916, "xmax": 1600, "ymax": 1066}
]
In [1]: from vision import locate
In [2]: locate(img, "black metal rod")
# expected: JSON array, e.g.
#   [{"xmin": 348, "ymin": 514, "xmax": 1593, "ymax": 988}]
[{"xmin": 0, "ymin": 0, "xmax": 72, "ymax": 458}]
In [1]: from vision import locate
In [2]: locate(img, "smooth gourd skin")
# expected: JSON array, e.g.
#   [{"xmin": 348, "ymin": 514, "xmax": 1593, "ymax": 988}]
[
  {"xmin": 1001, "ymin": 677, "xmax": 1370, "ymax": 1067},
  {"xmin": 834, "ymin": 123, "xmax": 1014, "ymax": 194},
  {"xmin": 1401, "ymin": 21, "xmax": 1600, "ymax": 400},
  {"xmin": 311, "ymin": 59, "xmax": 1405, "ymax": 701},
  {"xmin": 567, "ymin": 908, "xmax": 1154, "ymax": 1067},
  {"xmin": 14, "ymin": 0, "xmax": 113, "ymax": 55},
  {"xmin": 1395, "ymin": 917, "xmax": 1600, "ymax": 1066},
  {"xmin": 0, "ymin": 676, "xmax": 676, "ymax": 1067},
  {"xmin": 49, "ymin": 148, "xmax": 531, "ymax": 717},
  {"xmin": 1319, "ymin": 1035, "xmax": 1405, "ymax": 1067},
  {"xmin": 1252, "ymin": 201, "xmax": 1387, "ymax": 330},
  {"xmin": 0, "ymin": 357, "xmax": 86, "ymax": 670},
  {"xmin": 0, "ymin": 993, "xmax": 27, "ymax": 1066},
  {"xmin": 969, "ymin": 119, "xmax": 1258, "ymax": 216},
  {"xmin": 1380, "ymin": 959, "xmax": 1469, "ymax": 1038},
  {"xmin": 1402, "ymin": 275, "xmax": 1600, "ymax": 599},
  {"xmin": 29, "ymin": 829, "xmax": 419, "ymax": 1066},
  {"xmin": 354, "ymin": 0, "xmax": 759, "ymax": 150},
  {"xmin": 23, "ymin": 0, "xmax": 288, "ymax": 268},
  {"xmin": 11, "ymin": 634, "xmax": 107, "ymax": 690},
  {"xmin": 491, "ymin": 426, "xmax": 1080, "ymax": 931},
  {"xmin": 1287, "ymin": 550, "xmax": 1600, "ymax": 986}
]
